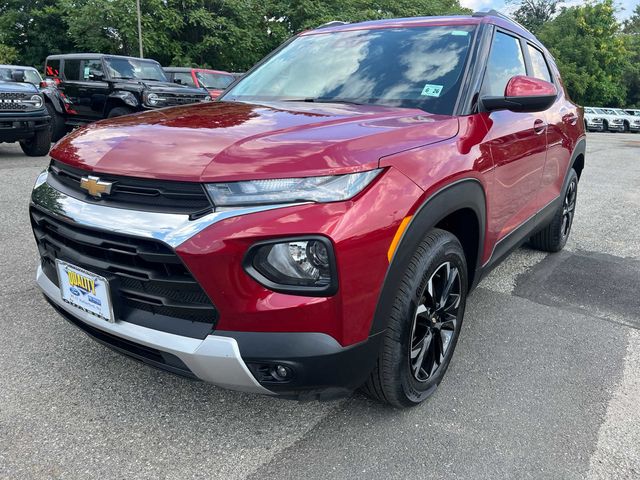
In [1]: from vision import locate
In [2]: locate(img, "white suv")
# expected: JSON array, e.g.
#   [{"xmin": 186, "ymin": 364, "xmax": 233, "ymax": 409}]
[{"xmin": 587, "ymin": 107, "xmax": 625, "ymax": 132}]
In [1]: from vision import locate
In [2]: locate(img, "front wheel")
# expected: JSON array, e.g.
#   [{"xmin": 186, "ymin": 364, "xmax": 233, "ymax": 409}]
[
  {"xmin": 19, "ymin": 128, "xmax": 52, "ymax": 157},
  {"xmin": 363, "ymin": 229, "xmax": 467, "ymax": 408},
  {"xmin": 45, "ymin": 102, "xmax": 66, "ymax": 142}
]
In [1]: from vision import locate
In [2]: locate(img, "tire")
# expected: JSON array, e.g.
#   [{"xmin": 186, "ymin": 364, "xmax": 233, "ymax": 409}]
[
  {"xmin": 19, "ymin": 127, "xmax": 52, "ymax": 157},
  {"xmin": 45, "ymin": 102, "xmax": 66, "ymax": 142},
  {"xmin": 623, "ymin": 121, "xmax": 629, "ymax": 133},
  {"xmin": 602, "ymin": 120, "xmax": 608, "ymax": 132},
  {"xmin": 529, "ymin": 168, "xmax": 578, "ymax": 252},
  {"xmin": 363, "ymin": 229, "xmax": 468, "ymax": 408},
  {"xmin": 107, "ymin": 106, "xmax": 134, "ymax": 118}
]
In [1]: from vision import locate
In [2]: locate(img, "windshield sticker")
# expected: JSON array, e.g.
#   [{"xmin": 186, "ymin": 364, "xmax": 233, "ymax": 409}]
[
  {"xmin": 421, "ymin": 84, "xmax": 443, "ymax": 97},
  {"xmin": 451, "ymin": 30, "xmax": 470, "ymax": 36}
]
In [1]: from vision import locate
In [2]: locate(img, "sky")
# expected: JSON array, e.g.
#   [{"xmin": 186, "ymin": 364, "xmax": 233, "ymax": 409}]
[{"xmin": 459, "ymin": 0, "xmax": 639, "ymax": 20}]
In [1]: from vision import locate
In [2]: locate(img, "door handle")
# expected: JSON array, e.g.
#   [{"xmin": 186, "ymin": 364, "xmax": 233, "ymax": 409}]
[
  {"xmin": 563, "ymin": 113, "xmax": 578, "ymax": 125},
  {"xmin": 533, "ymin": 119, "xmax": 547, "ymax": 134}
]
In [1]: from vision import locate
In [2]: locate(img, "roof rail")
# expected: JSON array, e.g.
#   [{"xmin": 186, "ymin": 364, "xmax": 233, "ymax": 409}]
[
  {"xmin": 316, "ymin": 20, "xmax": 349, "ymax": 29},
  {"xmin": 472, "ymin": 9, "xmax": 530, "ymax": 32}
]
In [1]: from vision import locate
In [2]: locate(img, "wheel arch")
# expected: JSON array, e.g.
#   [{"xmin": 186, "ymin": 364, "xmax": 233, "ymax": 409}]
[
  {"xmin": 42, "ymin": 89, "xmax": 64, "ymax": 114},
  {"xmin": 105, "ymin": 91, "xmax": 139, "ymax": 115},
  {"xmin": 369, "ymin": 178, "xmax": 486, "ymax": 335},
  {"xmin": 569, "ymin": 136, "xmax": 586, "ymax": 181}
]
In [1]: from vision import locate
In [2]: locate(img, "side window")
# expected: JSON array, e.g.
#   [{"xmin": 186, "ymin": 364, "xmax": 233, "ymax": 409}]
[
  {"xmin": 82, "ymin": 59, "xmax": 103, "ymax": 80},
  {"xmin": 46, "ymin": 59, "xmax": 61, "ymax": 78},
  {"xmin": 527, "ymin": 45, "xmax": 552, "ymax": 83},
  {"xmin": 173, "ymin": 72, "xmax": 195, "ymax": 86},
  {"xmin": 482, "ymin": 31, "xmax": 526, "ymax": 97},
  {"xmin": 63, "ymin": 59, "xmax": 82, "ymax": 81}
]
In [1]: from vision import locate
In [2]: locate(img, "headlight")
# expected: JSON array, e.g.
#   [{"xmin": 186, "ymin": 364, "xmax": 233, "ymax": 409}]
[
  {"xmin": 25, "ymin": 94, "xmax": 43, "ymax": 109},
  {"xmin": 206, "ymin": 169, "xmax": 382, "ymax": 207},
  {"xmin": 244, "ymin": 237, "xmax": 337, "ymax": 295},
  {"xmin": 145, "ymin": 92, "xmax": 165, "ymax": 107}
]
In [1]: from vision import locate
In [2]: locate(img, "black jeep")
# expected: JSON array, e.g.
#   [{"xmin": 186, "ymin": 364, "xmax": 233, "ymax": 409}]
[
  {"xmin": 44, "ymin": 54, "xmax": 212, "ymax": 141},
  {"xmin": 0, "ymin": 65, "xmax": 51, "ymax": 156}
]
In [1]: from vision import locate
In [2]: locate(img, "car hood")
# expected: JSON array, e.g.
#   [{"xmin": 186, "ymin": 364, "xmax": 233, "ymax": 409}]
[
  {"xmin": 113, "ymin": 79, "xmax": 206, "ymax": 96},
  {"xmin": 50, "ymin": 101, "xmax": 459, "ymax": 182},
  {"xmin": 0, "ymin": 81, "xmax": 37, "ymax": 93}
]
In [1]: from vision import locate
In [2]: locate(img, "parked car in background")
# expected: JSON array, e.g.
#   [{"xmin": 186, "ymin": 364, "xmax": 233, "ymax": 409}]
[
  {"xmin": 587, "ymin": 107, "xmax": 625, "ymax": 132},
  {"xmin": 32, "ymin": 12, "xmax": 585, "ymax": 407},
  {"xmin": 164, "ymin": 67, "xmax": 235, "ymax": 98},
  {"xmin": 0, "ymin": 65, "xmax": 51, "ymax": 156},
  {"xmin": 583, "ymin": 107, "xmax": 605, "ymax": 132},
  {"xmin": 609, "ymin": 108, "xmax": 640, "ymax": 132},
  {"xmin": 43, "ymin": 54, "xmax": 212, "ymax": 141}
]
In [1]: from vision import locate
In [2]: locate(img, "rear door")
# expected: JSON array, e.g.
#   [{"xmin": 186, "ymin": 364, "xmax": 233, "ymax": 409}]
[{"xmin": 480, "ymin": 29, "xmax": 548, "ymax": 242}]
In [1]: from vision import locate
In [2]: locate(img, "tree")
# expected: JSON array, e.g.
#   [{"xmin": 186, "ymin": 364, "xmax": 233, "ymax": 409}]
[
  {"xmin": 622, "ymin": 4, "xmax": 640, "ymax": 106},
  {"xmin": 507, "ymin": 0, "xmax": 562, "ymax": 34},
  {"xmin": 537, "ymin": 0, "xmax": 628, "ymax": 106}
]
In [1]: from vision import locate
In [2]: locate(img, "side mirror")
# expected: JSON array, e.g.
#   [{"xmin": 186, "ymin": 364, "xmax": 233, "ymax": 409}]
[
  {"xmin": 480, "ymin": 75, "xmax": 557, "ymax": 113},
  {"xmin": 11, "ymin": 70, "xmax": 25, "ymax": 83},
  {"xmin": 88, "ymin": 69, "xmax": 104, "ymax": 81}
]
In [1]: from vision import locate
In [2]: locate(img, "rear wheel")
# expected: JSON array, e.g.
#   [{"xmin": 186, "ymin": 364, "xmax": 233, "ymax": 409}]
[
  {"xmin": 529, "ymin": 169, "xmax": 578, "ymax": 252},
  {"xmin": 19, "ymin": 128, "xmax": 52, "ymax": 157},
  {"xmin": 107, "ymin": 106, "xmax": 134, "ymax": 118},
  {"xmin": 363, "ymin": 229, "xmax": 467, "ymax": 408}
]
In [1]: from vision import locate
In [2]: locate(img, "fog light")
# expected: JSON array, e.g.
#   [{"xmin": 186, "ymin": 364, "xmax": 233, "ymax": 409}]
[
  {"xmin": 244, "ymin": 237, "xmax": 337, "ymax": 296},
  {"xmin": 274, "ymin": 365, "xmax": 289, "ymax": 380}
]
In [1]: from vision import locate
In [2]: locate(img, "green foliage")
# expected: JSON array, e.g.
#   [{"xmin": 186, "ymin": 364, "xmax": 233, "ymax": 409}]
[
  {"xmin": 508, "ymin": 0, "xmax": 562, "ymax": 34},
  {"xmin": 538, "ymin": 0, "xmax": 629, "ymax": 106}
]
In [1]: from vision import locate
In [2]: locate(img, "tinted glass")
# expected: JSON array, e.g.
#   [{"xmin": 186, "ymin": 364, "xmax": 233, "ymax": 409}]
[
  {"xmin": 104, "ymin": 57, "xmax": 167, "ymax": 81},
  {"xmin": 83, "ymin": 59, "xmax": 103, "ymax": 80},
  {"xmin": 482, "ymin": 31, "xmax": 526, "ymax": 96},
  {"xmin": 64, "ymin": 59, "xmax": 82, "ymax": 81},
  {"xmin": 225, "ymin": 26, "xmax": 476, "ymax": 115},
  {"xmin": 196, "ymin": 72, "xmax": 234, "ymax": 89},
  {"xmin": 46, "ymin": 59, "xmax": 61, "ymax": 78},
  {"xmin": 527, "ymin": 45, "xmax": 551, "ymax": 82}
]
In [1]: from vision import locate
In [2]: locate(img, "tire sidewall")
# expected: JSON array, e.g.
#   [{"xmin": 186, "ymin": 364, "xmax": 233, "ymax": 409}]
[{"xmin": 396, "ymin": 235, "xmax": 468, "ymax": 405}]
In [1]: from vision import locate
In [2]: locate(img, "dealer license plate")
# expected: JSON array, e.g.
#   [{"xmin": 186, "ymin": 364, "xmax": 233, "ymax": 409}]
[{"xmin": 56, "ymin": 260, "xmax": 114, "ymax": 322}]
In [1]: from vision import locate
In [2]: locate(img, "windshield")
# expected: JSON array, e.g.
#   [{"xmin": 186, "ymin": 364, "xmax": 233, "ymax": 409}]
[
  {"xmin": 104, "ymin": 57, "xmax": 167, "ymax": 81},
  {"xmin": 196, "ymin": 71, "xmax": 235, "ymax": 90},
  {"xmin": 0, "ymin": 67, "xmax": 42, "ymax": 85},
  {"xmin": 224, "ymin": 25, "xmax": 476, "ymax": 115},
  {"xmin": 594, "ymin": 108, "xmax": 606, "ymax": 114}
]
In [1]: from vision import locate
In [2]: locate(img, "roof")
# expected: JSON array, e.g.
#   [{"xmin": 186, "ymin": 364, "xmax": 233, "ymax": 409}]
[
  {"xmin": 303, "ymin": 12, "xmax": 536, "ymax": 43},
  {"xmin": 46, "ymin": 53, "xmax": 161, "ymax": 63},
  {"xmin": 0, "ymin": 65, "xmax": 39, "ymax": 71}
]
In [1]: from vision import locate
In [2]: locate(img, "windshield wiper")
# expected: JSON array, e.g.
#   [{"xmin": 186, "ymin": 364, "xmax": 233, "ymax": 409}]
[{"xmin": 283, "ymin": 98, "xmax": 367, "ymax": 106}]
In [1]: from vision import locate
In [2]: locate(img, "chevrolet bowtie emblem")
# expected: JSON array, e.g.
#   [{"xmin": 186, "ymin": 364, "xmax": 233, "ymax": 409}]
[{"xmin": 80, "ymin": 176, "xmax": 114, "ymax": 198}]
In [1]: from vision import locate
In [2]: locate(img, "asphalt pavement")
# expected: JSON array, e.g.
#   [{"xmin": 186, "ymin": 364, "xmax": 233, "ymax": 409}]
[{"xmin": 1, "ymin": 133, "xmax": 638, "ymax": 479}]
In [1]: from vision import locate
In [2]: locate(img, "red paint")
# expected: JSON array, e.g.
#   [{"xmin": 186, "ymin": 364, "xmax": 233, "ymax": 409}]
[
  {"xmin": 47, "ymin": 15, "xmax": 585, "ymax": 347},
  {"xmin": 505, "ymin": 75, "xmax": 557, "ymax": 97}
]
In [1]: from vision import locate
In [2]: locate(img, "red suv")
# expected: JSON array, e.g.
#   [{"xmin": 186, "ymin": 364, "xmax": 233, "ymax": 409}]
[
  {"xmin": 164, "ymin": 67, "xmax": 236, "ymax": 98},
  {"xmin": 31, "ymin": 12, "xmax": 584, "ymax": 407}
]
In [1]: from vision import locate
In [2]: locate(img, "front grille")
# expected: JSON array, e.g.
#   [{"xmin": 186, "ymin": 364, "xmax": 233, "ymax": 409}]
[
  {"xmin": 47, "ymin": 160, "xmax": 212, "ymax": 216},
  {"xmin": 0, "ymin": 92, "xmax": 30, "ymax": 111},
  {"xmin": 31, "ymin": 206, "xmax": 218, "ymax": 339},
  {"xmin": 163, "ymin": 92, "xmax": 209, "ymax": 106}
]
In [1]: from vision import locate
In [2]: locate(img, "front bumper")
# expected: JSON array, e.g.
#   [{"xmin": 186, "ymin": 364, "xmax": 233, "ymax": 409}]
[
  {"xmin": 607, "ymin": 123, "xmax": 625, "ymax": 132},
  {"xmin": 0, "ymin": 109, "xmax": 50, "ymax": 142},
  {"xmin": 38, "ymin": 265, "xmax": 272, "ymax": 394}
]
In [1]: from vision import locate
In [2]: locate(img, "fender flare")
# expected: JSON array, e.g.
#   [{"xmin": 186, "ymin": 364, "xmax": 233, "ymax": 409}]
[
  {"xmin": 107, "ymin": 90, "xmax": 139, "ymax": 111},
  {"xmin": 369, "ymin": 178, "xmax": 486, "ymax": 335},
  {"xmin": 567, "ymin": 136, "xmax": 586, "ymax": 180},
  {"xmin": 42, "ymin": 88, "xmax": 64, "ymax": 114}
]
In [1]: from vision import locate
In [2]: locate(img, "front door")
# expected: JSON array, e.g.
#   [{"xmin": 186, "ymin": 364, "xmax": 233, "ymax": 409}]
[{"xmin": 480, "ymin": 30, "xmax": 548, "ymax": 244}]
